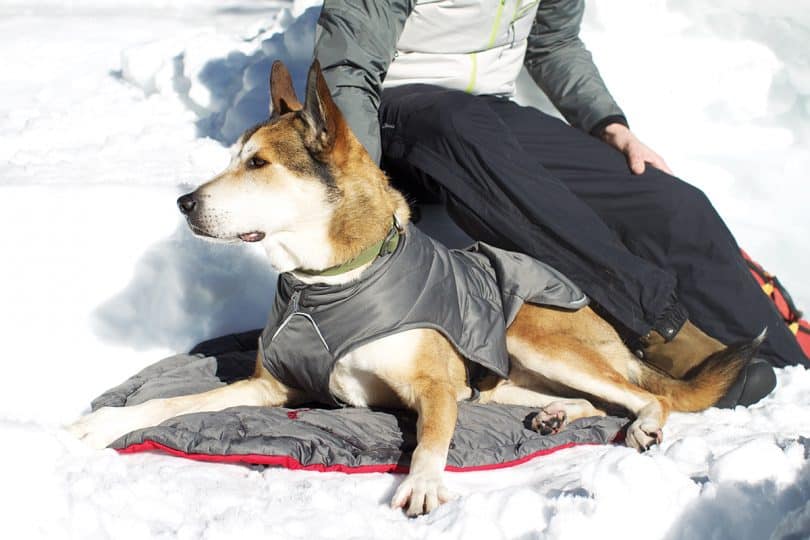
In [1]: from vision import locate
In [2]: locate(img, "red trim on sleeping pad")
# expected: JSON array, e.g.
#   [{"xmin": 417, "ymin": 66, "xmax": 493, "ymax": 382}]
[{"xmin": 116, "ymin": 439, "xmax": 607, "ymax": 474}]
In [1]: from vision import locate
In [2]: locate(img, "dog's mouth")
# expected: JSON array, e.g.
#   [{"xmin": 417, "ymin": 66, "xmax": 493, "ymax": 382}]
[
  {"xmin": 187, "ymin": 221, "xmax": 265, "ymax": 243},
  {"xmin": 238, "ymin": 231, "xmax": 266, "ymax": 243}
]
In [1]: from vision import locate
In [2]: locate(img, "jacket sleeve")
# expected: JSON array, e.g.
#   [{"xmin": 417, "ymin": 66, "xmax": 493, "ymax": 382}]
[
  {"xmin": 314, "ymin": 0, "xmax": 414, "ymax": 163},
  {"xmin": 523, "ymin": 0, "xmax": 628, "ymax": 136}
]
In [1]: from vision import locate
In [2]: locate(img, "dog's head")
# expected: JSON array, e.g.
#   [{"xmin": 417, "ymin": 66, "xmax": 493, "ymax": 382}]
[{"xmin": 178, "ymin": 60, "xmax": 408, "ymax": 272}]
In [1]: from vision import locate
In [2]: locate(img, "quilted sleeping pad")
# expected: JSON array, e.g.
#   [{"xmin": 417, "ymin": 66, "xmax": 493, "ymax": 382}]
[{"xmin": 92, "ymin": 333, "xmax": 627, "ymax": 472}]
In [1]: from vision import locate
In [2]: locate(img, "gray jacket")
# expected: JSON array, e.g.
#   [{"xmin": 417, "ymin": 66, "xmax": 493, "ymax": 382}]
[
  {"xmin": 258, "ymin": 225, "xmax": 588, "ymax": 406},
  {"xmin": 314, "ymin": 0, "xmax": 627, "ymax": 162}
]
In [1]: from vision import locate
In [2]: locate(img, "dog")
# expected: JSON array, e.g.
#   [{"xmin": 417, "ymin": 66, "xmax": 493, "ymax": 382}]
[{"xmin": 70, "ymin": 60, "xmax": 759, "ymax": 517}]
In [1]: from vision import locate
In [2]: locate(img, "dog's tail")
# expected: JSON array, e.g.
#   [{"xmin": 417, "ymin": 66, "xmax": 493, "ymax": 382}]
[{"xmin": 636, "ymin": 329, "xmax": 766, "ymax": 412}]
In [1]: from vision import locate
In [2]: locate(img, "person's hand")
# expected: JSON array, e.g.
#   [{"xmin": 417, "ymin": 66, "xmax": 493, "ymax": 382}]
[{"xmin": 601, "ymin": 123, "xmax": 672, "ymax": 175}]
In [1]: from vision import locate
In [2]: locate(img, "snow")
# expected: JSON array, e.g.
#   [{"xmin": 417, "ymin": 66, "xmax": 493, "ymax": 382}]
[{"xmin": 0, "ymin": 1, "xmax": 808, "ymax": 538}]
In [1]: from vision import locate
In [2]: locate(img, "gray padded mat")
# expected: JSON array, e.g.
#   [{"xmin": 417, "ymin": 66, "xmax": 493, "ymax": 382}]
[{"xmin": 94, "ymin": 353, "xmax": 627, "ymax": 472}]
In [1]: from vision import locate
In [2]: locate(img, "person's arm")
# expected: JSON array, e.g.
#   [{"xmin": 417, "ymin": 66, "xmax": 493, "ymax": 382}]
[
  {"xmin": 314, "ymin": 0, "xmax": 414, "ymax": 163},
  {"xmin": 524, "ymin": 0, "xmax": 670, "ymax": 174}
]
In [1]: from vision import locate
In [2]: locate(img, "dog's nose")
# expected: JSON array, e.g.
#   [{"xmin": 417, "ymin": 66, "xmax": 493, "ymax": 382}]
[{"xmin": 177, "ymin": 193, "xmax": 197, "ymax": 215}]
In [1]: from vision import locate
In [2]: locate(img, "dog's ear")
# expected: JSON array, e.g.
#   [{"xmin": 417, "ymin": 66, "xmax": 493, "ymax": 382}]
[
  {"xmin": 269, "ymin": 61, "xmax": 302, "ymax": 118},
  {"xmin": 301, "ymin": 60, "xmax": 346, "ymax": 158}
]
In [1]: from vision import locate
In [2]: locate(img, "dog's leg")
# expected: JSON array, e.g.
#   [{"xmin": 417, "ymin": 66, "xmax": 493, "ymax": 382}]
[
  {"xmin": 390, "ymin": 376, "xmax": 458, "ymax": 516},
  {"xmin": 508, "ymin": 305, "xmax": 670, "ymax": 451},
  {"xmin": 70, "ymin": 363, "xmax": 297, "ymax": 449},
  {"xmin": 480, "ymin": 382, "xmax": 605, "ymax": 435},
  {"xmin": 356, "ymin": 330, "xmax": 462, "ymax": 516},
  {"xmin": 510, "ymin": 336, "xmax": 669, "ymax": 450}
]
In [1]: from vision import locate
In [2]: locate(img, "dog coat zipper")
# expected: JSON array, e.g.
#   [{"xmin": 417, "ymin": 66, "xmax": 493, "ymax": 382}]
[{"xmin": 271, "ymin": 289, "xmax": 331, "ymax": 352}]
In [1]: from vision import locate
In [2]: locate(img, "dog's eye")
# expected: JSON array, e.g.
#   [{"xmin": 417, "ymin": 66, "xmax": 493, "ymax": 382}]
[{"xmin": 247, "ymin": 156, "xmax": 268, "ymax": 169}]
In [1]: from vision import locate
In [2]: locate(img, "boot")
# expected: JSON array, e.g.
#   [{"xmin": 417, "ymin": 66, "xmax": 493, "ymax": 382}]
[
  {"xmin": 713, "ymin": 357, "xmax": 777, "ymax": 408},
  {"xmin": 639, "ymin": 321, "xmax": 777, "ymax": 407},
  {"xmin": 640, "ymin": 321, "xmax": 724, "ymax": 378}
]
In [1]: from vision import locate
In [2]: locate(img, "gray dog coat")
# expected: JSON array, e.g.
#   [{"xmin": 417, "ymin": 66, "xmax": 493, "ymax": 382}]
[{"xmin": 259, "ymin": 224, "xmax": 588, "ymax": 406}]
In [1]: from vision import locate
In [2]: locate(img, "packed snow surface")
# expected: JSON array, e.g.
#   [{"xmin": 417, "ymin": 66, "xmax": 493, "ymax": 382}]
[{"xmin": 1, "ymin": 1, "xmax": 808, "ymax": 538}]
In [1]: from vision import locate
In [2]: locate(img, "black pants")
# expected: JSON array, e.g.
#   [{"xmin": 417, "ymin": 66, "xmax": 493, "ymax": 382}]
[{"xmin": 379, "ymin": 85, "xmax": 806, "ymax": 368}]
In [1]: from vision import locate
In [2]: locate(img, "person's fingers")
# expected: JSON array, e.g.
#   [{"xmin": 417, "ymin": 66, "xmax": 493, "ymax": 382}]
[
  {"xmin": 627, "ymin": 149, "xmax": 646, "ymax": 174},
  {"xmin": 612, "ymin": 132, "xmax": 672, "ymax": 176},
  {"xmin": 642, "ymin": 149, "xmax": 673, "ymax": 175}
]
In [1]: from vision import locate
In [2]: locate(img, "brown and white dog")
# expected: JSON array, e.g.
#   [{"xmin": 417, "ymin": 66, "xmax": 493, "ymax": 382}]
[{"xmin": 71, "ymin": 60, "xmax": 758, "ymax": 516}]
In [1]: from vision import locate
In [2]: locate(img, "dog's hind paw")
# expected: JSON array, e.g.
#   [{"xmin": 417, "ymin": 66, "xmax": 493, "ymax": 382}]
[
  {"xmin": 530, "ymin": 408, "xmax": 567, "ymax": 436},
  {"xmin": 626, "ymin": 419, "xmax": 663, "ymax": 452}
]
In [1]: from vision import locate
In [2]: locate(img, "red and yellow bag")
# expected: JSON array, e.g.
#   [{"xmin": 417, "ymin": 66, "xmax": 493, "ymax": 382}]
[{"xmin": 742, "ymin": 250, "xmax": 810, "ymax": 359}]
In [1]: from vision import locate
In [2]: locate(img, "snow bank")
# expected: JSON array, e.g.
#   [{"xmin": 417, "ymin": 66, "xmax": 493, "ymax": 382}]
[
  {"xmin": 1, "ymin": 1, "xmax": 809, "ymax": 538},
  {"xmin": 117, "ymin": 2, "xmax": 318, "ymax": 144}
]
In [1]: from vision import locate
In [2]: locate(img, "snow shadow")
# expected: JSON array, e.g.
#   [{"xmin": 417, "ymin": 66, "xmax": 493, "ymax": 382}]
[
  {"xmin": 664, "ymin": 455, "xmax": 810, "ymax": 540},
  {"xmin": 92, "ymin": 223, "xmax": 276, "ymax": 353},
  {"xmin": 193, "ymin": 6, "xmax": 320, "ymax": 145}
]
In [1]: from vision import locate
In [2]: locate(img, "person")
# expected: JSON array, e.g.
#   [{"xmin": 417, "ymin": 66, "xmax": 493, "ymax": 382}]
[{"xmin": 311, "ymin": 0, "xmax": 809, "ymax": 406}]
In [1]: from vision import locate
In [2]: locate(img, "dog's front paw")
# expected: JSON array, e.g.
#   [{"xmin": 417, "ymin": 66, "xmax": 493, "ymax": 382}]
[
  {"xmin": 625, "ymin": 419, "xmax": 663, "ymax": 452},
  {"xmin": 68, "ymin": 406, "xmax": 142, "ymax": 449},
  {"xmin": 391, "ymin": 471, "xmax": 455, "ymax": 517}
]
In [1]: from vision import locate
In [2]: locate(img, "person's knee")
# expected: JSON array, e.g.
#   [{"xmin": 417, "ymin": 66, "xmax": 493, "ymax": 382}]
[
  {"xmin": 676, "ymin": 182, "xmax": 715, "ymax": 217},
  {"xmin": 649, "ymin": 174, "xmax": 719, "ymax": 223}
]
